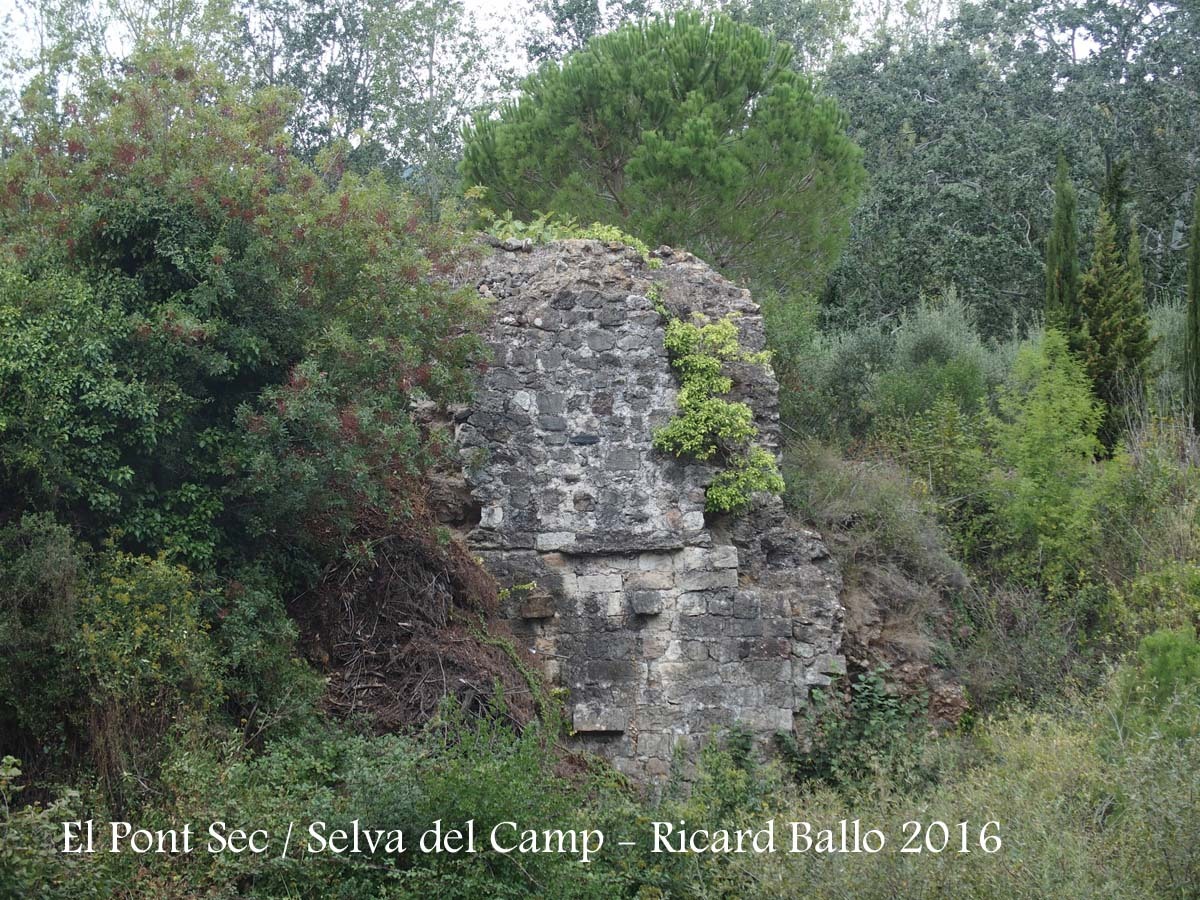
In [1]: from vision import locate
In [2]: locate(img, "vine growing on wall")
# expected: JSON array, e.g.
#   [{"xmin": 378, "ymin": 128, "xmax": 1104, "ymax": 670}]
[{"xmin": 651, "ymin": 309, "xmax": 785, "ymax": 513}]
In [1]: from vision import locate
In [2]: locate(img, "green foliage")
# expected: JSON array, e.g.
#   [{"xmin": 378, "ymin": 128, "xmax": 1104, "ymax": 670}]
[
  {"xmin": 1077, "ymin": 207, "xmax": 1155, "ymax": 444},
  {"xmin": 484, "ymin": 209, "xmax": 656, "ymax": 262},
  {"xmin": 463, "ymin": 11, "xmax": 864, "ymax": 297},
  {"xmin": 0, "ymin": 48, "xmax": 487, "ymax": 788},
  {"xmin": 0, "ymin": 268, "xmax": 156, "ymax": 521},
  {"xmin": 877, "ymin": 395, "xmax": 995, "ymax": 560},
  {"xmin": 990, "ymin": 329, "xmax": 1104, "ymax": 594},
  {"xmin": 1187, "ymin": 189, "xmax": 1200, "ymax": 430},
  {"xmin": 78, "ymin": 552, "xmax": 215, "ymax": 713},
  {"xmin": 781, "ymin": 669, "xmax": 930, "ymax": 791},
  {"xmin": 706, "ymin": 446, "xmax": 786, "ymax": 515},
  {"xmin": 1130, "ymin": 628, "xmax": 1200, "ymax": 713},
  {"xmin": 793, "ymin": 323, "xmax": 895, "ymax": 441},
  {"xmin": 1045, "ymin": 153, "xmax": 1082, "ymax": 335},
  {"xmin": 0, "ymin": 48, "xmax": 487, "ymax": 579},
  {"xmin": 784, "ymin": 440, "xmax": 964, "ymax": 590},
  {"xmin": 782, "ymin": 295, "xmax": 1004, "ymax": 445},
  {"xmin": 74, "ymin": 552, "xmax": 218, "ymax": 794},
  {"xmin": 1149, "ymin": 298, "xmax": 1187, "ymax": 414},
  {"xmin": 653, "ymin": 313, "xmax": 782, "ymax": 512},
  {"xmin": 824, "ymin": 1, "xmax": 1200, "ymax": 338},
  {"xmin": 0, "ymin": 515, "xmax": 87, "ymax": 761},
  {"xmin": 871, "ymin": 292, "xmax": 996, "ymax": 423},
  {"xmin": 0, "ymin": 757, "xmax": 83, "ymax": 897}
]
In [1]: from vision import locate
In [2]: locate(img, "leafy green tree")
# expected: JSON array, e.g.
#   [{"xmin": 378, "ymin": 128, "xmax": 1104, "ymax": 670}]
[
  {"xmin": 993, "ymin": 328, "xmax": 1103, "ymax": 593},
  {"xmin": 719, "ymin": 0, "xmax": 855, "ymax": 72},
  {"xmin": 1077, "ymin": 207, "xmax": 1154, "ymax": 443},
  {"xmin": 0, "ymin": 46, "xmax": 486, "ymax": 579},
  {"xmin": 462, "ymin": 11, "xmax": 865, "ymax": 297},
  {"xmin": 821, "ymin": 0, "xmax": 1200, "ymax": 335},
  {"xmin": 1188, "ymin": 190, "xmax": 1200, "ymax": 430},
  {"xmin": 1045, "ymin": 153, "xmax": 1081, "ymax": 336},
  {"xmin": 522, "ymin": 0, "xmax": 649, "ymax": 63},
  {"xmin": 239, "ymin": 0, "xmax": 505, "ymax": 206}
]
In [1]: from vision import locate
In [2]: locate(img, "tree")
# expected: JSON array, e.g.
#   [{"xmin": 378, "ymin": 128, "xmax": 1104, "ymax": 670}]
[
  {"xmin": 0, "ymin": 46, "xmax": 486, "ymax": 577},
  {"xmin": 1045, "ymin": 153, "xmax": 1081, "ymax": 336},
  {"xmin": 1187, "ymin": 190, "xmax": 1200, "ymax": 430},
  {"xmin": 719, "ymin": 0, "xmax": 855, "ymax": 72},
  {"xmin": 239, "ymin": 0, "xmax": 506, "ymax": 206},
  {"xmin": 993, "ymin": 328, "xmax": 1103, "ymax": 593},
  {"xmin": 820, "ymin": 0, "xmax": 1200, "ymax": 335},
  {"xmin": 1077, "ymin": 207, "xmax": 1154, "ymax": 443},
  {"xmin": 462, "ymin": 11, "xmax": 865, "ymax": 298},
  {"xmin": 523, "ymin": 0, "xmax": 649, "ymax": 63}
]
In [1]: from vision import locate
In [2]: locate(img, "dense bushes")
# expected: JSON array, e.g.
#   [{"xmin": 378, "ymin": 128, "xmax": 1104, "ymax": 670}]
[
  {"xmin": 0, "ymin": 48, "xmax": 486, "ymax": 575},
  {"xmin": 0, "ymin": 48, "xmax": 490, "ymax": 792},
  {"xmin": 4, "ymin": 644, "xmax": 1198, "ymax": 898}
]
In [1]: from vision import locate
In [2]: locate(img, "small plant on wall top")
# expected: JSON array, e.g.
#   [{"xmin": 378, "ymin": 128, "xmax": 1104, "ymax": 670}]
[
  {"xmin": 483, "ymin": 209, "xmax": 661, "ymax": 267},
  {"xmin": 652, "ymin": 311, "xmax": 784, "ymax": 513}
]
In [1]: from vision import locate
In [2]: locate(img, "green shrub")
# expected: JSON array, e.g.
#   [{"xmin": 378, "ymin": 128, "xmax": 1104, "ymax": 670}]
[
  {"xmin": 990, "ymin": 329, "xmax": 1104, "ymax": 596},
  {"xmin": 952, "ymin": 584, "xmax": 1082, "ymax": 708},
  {"xmin": 0, "ymin": 757, "xmax": 85, "ymax": 899},
  {"xmin": 1148, "ymin": 298, "xmax": 1186, "ymax": 415},
  {"xmin": 781, "ymin": 669, "xmax": 931, "ymax": 792},
  {"xmin": 0, "ymin": 515, "xmax": 87, "ymax": 764},
  {"xmin": 484, "ymin": 209, "xmax": 658, "ymax": 263},
  {"xmin": 75, "ymin": 552, "xmax": 218, "ymax": 794},
  {"xmin": 871, "ymin": 293, "xmax": 996, "ymax": 422},
  {"xmin": 780, "ymin": 321, "xmax": 894, "ymax": 442},
  {"xmin": 784, "ymin": 441, "xmax": 964, "ymax": 591},
  {"xmin": 1132, "ymin": 627, "xmax": 1200, "ymax": 711},
  {"xmin": 653, "ymin": 313, "xmax": 784, "ymax": 513},
  {"xmin": 876, "ymin": 396, "xmax": 996, "ymax": 561},
  {"xmin": 0, "ymin": 48, "xmax": 487, "ymax": 582}
]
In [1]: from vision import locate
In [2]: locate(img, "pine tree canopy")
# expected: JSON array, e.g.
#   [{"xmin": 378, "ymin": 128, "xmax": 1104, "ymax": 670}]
[{"xmin": 460, "ymin": 11, "xmax": 865, "ymax": 295}]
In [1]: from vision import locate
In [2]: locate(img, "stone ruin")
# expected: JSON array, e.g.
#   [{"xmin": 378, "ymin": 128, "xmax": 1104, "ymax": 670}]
[{"xmin": 450, "ymin": 238, "xmax": 845, "ymax": 780}]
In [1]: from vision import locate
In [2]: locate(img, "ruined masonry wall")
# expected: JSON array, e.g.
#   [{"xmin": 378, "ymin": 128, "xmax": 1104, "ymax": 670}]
[{"xmin": 456, "ymin": 239, "xmax": 845, "ymax": 780}]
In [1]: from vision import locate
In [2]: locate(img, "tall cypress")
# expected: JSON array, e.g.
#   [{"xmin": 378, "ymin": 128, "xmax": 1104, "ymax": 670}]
[
  {"xmin": 1079, "ymin": 208, "xmax": 1154, "ymax": 446},
  {"xmin": 1187, "ymin": 190, "xmax": 1200, "ymax": 430},
  {"xmin": 1045, "ymin": 153, "xmax": 1080, "ymax": 336}
]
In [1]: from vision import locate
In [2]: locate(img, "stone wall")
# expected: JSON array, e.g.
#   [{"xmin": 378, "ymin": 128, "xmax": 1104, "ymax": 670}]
[{"xmin": 454, "ymin": 238, "xmax": 844, "ymax": 780}]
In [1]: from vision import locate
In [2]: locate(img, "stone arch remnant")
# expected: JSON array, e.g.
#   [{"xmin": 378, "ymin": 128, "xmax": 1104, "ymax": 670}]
[{"xmin": 455, "ymin": 238, "xmax": 845, "ymax": 779}]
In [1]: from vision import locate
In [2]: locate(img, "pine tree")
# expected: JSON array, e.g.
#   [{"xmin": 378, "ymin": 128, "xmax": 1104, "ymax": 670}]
[
  {"xmin": 1187, "ymin": 190, "xmax": 1200, "ymax": 431},
  {"xmin": 1078, "ymin": 207, "xmax": 1154, "ymax": 445},
  {"xmin": 461, "ymin": 11, "xmax": 865, "ymax": 297},
  {"xmin": 1045, "ymin": 153, "xmax": 1081, "ymax": 336}
]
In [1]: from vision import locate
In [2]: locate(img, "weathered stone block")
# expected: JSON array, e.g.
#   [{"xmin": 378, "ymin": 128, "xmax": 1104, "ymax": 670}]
[
  {"xmin": 573, "ymin": 704, "xmax": 626, "ymax": 733},
  {"xmin": 625, "ymin": 570, "xmax": 674, "ymax": 590},
  {"xmin": 678, "ymin": 569, "xmax": 739, "ymax": 591},
  {"xmin": 535, "ymin": 531, "xmax": 575, "ymax": 551},
  {"xmin": 629, "ymin": 590, "xmax": 665, "ymax": 615},
  {"xmin": 577, "ymin": 573, "xmax": 623, "ymax": 594},
  {"xmin": 519, "ymin": 590, "xmax": 555, "ymax": 619},
  {"xmin": 710, "ymin": 545, "xmax": 740, "ymax": 568}
]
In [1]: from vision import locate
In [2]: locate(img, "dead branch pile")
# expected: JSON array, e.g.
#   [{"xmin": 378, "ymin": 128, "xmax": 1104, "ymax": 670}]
[{"xmin": 291, "ymin": 513, "xmax": 538, "ymax": 731}]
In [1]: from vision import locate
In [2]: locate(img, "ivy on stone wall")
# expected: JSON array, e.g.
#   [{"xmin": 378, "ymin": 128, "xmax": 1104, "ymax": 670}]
[{"xmin": 652, "ymin": 312, "xmax": 784, "ymax": 513}]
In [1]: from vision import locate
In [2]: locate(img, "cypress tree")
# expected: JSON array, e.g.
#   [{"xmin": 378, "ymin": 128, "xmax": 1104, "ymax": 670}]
[
  {"xmin": 1187, "ymin": 190, "xmax": 1200, "ymax": 430},
  {"xmin": 1100, "ymin": 156, "xmax": 1132, "ymax": 245},
  {"xmin": 1078, "ymin": 207, "xmax": 1153, "ymax": 445},
  {"xmin": 1045, "ymin": 153, "xmax": 1081, "ymax": 336}
]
